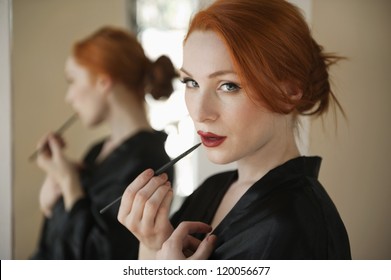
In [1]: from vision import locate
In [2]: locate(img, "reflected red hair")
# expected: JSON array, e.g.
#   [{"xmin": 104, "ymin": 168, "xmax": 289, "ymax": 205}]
[
  {"xmin": 185, "ymin": 0, "xmax": 343, "ymax": 116},
  {"xmin": 73, "ymin": 26, "xmax": 177, "ymax": 101}
]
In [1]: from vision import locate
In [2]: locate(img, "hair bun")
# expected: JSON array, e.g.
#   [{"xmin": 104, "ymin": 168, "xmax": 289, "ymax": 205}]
[{"xmin": 148, "ymin": 55, "xmax": 178, "ymax": 100}]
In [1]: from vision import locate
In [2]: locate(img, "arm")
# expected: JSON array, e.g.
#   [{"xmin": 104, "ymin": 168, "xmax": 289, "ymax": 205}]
[
  {"xmin": 36, "ymin": 134, "xmax": 173, "ymax": 259},
  {"xmin": 39, "ymin": 175, "xmax": 61, "ymax": 218}
]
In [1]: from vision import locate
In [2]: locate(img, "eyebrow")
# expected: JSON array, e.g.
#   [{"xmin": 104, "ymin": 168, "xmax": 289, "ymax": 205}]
[{"xmin": 180, "ymin": 68, "xmax": 237, "ymax": 78}]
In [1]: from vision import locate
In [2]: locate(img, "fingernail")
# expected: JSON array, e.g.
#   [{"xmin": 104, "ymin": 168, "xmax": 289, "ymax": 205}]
[
  {"xmin": 207, "ymin": 234, "xmax": 217, "ymax": 244},
  {"xmin": 145, "ymin": 169, "xmax": 154, "ymax": 176}
]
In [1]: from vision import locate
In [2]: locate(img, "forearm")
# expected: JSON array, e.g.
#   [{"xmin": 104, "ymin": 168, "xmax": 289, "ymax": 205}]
[{"xmin": 61, "ymin": 176, "xmax": 85, "ymax": 211}]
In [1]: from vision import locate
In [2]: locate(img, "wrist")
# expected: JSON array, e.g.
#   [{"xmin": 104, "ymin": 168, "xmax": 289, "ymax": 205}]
[
  {"xmin": 61, "ymin": 176, "xmax": 84, "ymax": 211},
  {"xmin": 139, "ymin": 244, "xmax": 158, "ymax": 260}
]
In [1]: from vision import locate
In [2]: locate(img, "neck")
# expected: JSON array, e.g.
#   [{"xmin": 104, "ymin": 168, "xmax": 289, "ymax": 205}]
[
  {"xmin": 236, "ymin": 127, "xmax": 300, "ymax": 186},
  {"xmin": 106, "ymin": 86, "xmax": 152, "ymax": 146}
]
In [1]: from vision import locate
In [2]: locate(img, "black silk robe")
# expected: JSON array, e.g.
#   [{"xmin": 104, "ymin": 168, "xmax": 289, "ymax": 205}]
[
  {"xmin": 31, "ymin": 130, "xmax": 174, "ymax": 259},
  {"xmin": 171, "ymin": 156, "xmax": 351, "ymax": 259}
]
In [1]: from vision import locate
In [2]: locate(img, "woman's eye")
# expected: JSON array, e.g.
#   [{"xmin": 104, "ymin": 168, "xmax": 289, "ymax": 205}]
[
  {"xmin": 181, "ymin": 78, "xmax": 199, "ymax": 89},
  {"xmin": 220, "ymin": 82, "xmax": 241, "ymax": 92}
]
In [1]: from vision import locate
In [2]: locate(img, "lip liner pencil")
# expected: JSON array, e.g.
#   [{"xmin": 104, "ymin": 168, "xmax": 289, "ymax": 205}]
[
  {"xmin": 99, "ymin": 142, "xmax": 201, "ymax": 214},
  {"xmin": 28, "ymin": 113, "xmax": 78, "ymax": 161}
]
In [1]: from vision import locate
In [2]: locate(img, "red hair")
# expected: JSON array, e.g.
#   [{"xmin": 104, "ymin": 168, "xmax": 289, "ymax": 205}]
[
  {"xmin": 185, "ymin": 0, "xmax": 343, "ymax": 116},
  {"xmin": 73, "ymin": 26, "xmax": 177, "ymax": 101}
]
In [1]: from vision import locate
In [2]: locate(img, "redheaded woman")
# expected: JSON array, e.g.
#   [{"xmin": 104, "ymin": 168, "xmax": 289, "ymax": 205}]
[
  {"xmin": 118, "ymin": 0, "xmax": 351, "ymax": 260},
  {"xmin": 31, "ymin": 26, "xmax": 176, "ymax": 259}
]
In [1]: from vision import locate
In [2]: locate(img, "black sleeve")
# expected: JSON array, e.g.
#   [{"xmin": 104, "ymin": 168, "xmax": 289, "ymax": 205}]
[
  {"xmin": 54, "ymin": 198, "xmax": 96, "ymax": 259},
  {"xmin": 31, "ymin": 133, "xmax": 174, "ymax": 260},
  {"xmin": 31, "ymin": 186, "xmax": 139, "ymax": 260}
]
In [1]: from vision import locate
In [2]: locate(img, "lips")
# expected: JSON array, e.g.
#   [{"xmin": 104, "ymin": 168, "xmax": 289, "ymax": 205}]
[{"xmin": 197, "ymin": 131, "xmax": 226, "ymax": 147}]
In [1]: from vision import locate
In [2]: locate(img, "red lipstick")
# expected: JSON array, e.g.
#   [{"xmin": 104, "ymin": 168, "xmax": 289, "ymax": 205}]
[{"xmin": 197, "ymin": 131, "xmax": 226, "ymax": 147}]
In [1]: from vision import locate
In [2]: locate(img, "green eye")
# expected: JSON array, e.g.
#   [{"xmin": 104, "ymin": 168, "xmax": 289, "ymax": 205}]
[
  {"xmin": 180, "ymin": 78, "xmax": 199, "ymax": 88},
  {"xmin": 221, "ymin": 82, "xmax": 240, "ymax": 92}
]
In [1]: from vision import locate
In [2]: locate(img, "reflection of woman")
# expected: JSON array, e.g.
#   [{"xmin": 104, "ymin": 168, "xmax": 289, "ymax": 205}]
[
  {"xmin": 31, "ymin": 26, "xmax": 176, "ymax": 259},
  {"xmin": 118, "ymin": 0, "xmax": 351, "ymax": 260}
]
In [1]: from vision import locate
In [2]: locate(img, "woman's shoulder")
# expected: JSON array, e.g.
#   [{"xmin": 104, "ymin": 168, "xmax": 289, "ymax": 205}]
[
  {"xmin": 257, "ymin": 165, "xmax": 349, "ymax": 243},
  {"xmin": 241, "ymin": 156, "xmax": 345, "ymax": 232},
  {"xmin": 120, "ymin": 130, "xmax": 168, "ymax": 151}
]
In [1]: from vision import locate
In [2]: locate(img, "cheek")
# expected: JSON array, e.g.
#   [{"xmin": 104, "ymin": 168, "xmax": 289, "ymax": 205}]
[
  {"xmin": 184, "ymin": 92, "xmax": 196, "ymax": 117},
  {"xmin": 75, "ymin": 83, "xmax": 99, "ymax": 105},
  {"xmin": 224, "ymin": 101, "xmax": 255, "ymax": 128},
  {"xmin": 67, "ymin": 84, "xmax": 87, "ymax": 103},
  {"xmin": 72, "ymin": 88, "xmax": 103, "ymax": 122},
  {"xmin": 229, "ymin": 105, "xmax": 272, "ymax": 142},
  {"xmin": 86, "ymin": 94, "xmax": 107, "ymax": 125}
]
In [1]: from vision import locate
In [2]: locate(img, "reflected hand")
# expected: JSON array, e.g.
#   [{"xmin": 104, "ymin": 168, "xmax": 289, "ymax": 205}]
[
  {"xmin": 36, "ymin": 133, "xmax": 74, "ymax": 184},
  {"xmin": 36, "ymin": 132, "xmax": 83, "ymax": 210},
  {"xmin": 39, "ymin": 175, "xmax": 61, "ymax": 218},
  {"xmin": 156, "ymin": 221, "xmax": 217, "ymax": 260}
]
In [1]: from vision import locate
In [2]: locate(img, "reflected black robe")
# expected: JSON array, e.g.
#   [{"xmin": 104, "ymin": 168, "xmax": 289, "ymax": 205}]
[
  {"xmin": 171, "ymin": 156, "xmax": 351, "ymax": 259},
  {"xmin": 31, "ymin": 130, "xmax": 174, "ymax": 259}
]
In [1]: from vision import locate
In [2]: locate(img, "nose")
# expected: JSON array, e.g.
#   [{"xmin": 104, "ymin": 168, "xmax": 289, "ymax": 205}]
[{"xmin": 185, "ymin": 89, "xmax": 218, "ymax": 123}]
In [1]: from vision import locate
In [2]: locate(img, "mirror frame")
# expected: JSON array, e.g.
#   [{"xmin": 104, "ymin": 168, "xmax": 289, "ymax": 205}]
[{"xmin": 0, "ymin": 0, "xmax": 13, "ymax": 260}]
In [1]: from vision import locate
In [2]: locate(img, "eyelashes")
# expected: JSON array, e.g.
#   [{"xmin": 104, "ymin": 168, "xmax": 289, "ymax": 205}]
[
  {"xmin": 180, "ymin": 77, "xmax": 199, "ymax": 88},
  {"xmin": 220, "ymin": 82, "xmax": 241, "ymax": 92},
  {"xmin": 180, "ymin": 77, "xmax": 242, "ymax": 93}
]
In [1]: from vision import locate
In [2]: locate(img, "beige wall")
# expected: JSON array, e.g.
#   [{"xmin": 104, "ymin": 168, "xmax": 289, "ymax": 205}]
[
  {"xmin": 12, "ymin": 0, "xmax": 127, "ymax": 259},
  {"xmin": 310, "ymin": 0, "xmax": 391, "ymax": 259}
]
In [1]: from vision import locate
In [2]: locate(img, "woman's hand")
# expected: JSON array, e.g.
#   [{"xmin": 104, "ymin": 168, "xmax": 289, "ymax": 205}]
[
  {"xmin": 39, "ymin": 175, "xmax": 62, "ymax": 218},
  {"xmin": 36, "ymin": 132, "xmax": 71, "ymax": 184},
  {"xmin": 156, "ymin": 221, "xmax": 216, "ymax": 260},
  {"xmin": 117, "ymin": 169, "xmax": 174, "ymax": 257},
  {"xmin": 36, "ymin": 133, "xmax": 84, "ymax": 210}
]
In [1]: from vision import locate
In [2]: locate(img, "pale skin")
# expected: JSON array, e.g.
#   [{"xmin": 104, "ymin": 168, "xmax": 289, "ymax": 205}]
[
  {"xmin": 117, "ymin": 30, "xmax": 302, "ymax": 259},
  {"xmin": 36, "ymin": 55, "xmax": 153, "ymax": 217}
]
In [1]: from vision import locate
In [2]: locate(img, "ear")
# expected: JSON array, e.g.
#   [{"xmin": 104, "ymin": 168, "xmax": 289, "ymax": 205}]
[
  {"xmin": 281, "ymin": 81, "xmax": 303, "ymax": 112},
  {"xmin": 95, "ymin": 74, "xmax": 113, "ymax": 96}
]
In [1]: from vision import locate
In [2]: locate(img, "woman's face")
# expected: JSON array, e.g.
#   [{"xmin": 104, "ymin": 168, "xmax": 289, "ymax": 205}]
[
  {"xmin": 64, "ymin": 56, "xmax": 108, "ymax": 127},
  {"xmin": 181, "ymin": 31, "xmax": 290, "ymax": 164}
]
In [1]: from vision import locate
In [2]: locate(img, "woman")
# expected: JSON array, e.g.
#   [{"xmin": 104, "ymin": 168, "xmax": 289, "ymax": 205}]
[
  {"xmin": 118, "ymin": 0, "xmax": 351, "ymax": 259},
  {"xmin": 31, "ymin": 26, "xmax": 176, "ymax": 259}
]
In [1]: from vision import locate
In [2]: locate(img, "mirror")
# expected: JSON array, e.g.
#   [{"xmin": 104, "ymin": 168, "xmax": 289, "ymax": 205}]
[
  {"xmin": 10, "ymin": 0, "xmax": 217, "ymax": 260},
  {"xmin": 11, "ymin": 0, "xmax": 131, "ymax": 260},
  {"xmin": 0, "ymin": 0, "xmax": 12, "ymax": 260}
]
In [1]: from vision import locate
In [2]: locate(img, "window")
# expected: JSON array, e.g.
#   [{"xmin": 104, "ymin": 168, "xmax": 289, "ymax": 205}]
[{"xmin": 126, "ymin": 0, "xmax": 213, "ymax": 209}]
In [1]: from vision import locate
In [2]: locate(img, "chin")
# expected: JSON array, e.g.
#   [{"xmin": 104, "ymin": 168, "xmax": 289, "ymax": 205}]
[
  {"xmin": 84, "ymin": 121, "xmax": 95, "ymax": 129},
  {"xmin": 78, "ymin": 116, "xmax": 93, "ymax": 128},
  {"xmin": 205, "ymin": 150, "xmax": 235, "ymax": 165},
  {"xmin": 80, "ymin": 113, "xmax": 102, "ymax": 128},
  {"xmin": 86, "ymin": 119, "xmax": 100, "ymax": 128}
]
